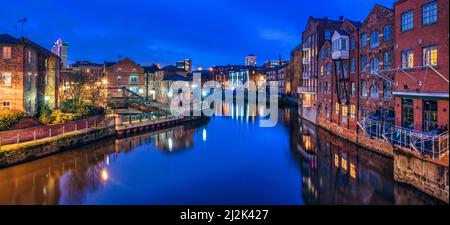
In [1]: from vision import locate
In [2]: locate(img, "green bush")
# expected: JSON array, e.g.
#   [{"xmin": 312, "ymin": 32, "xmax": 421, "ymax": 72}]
[{"xmin": 0, "ymin": 109, "xmax": 25, "ymax": 131}]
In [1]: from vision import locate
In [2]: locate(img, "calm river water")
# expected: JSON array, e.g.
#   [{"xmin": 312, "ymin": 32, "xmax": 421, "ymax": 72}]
[{"xmin": 0, "ymin": 103, "xmax": 442, "ymax": 205}]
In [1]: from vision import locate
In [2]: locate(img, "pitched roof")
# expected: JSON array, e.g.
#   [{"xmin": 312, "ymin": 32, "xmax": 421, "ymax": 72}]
[
  {"xmin": 20, "ymin": 37, "xmax": 55, "ymax": 57},
  {"xmin": 143, "ymin": 64, "xmax": 161, "ymax": 73},
  {"xmin": 0, "ymin": 33, "xmax": 22, "ymax": 45}
]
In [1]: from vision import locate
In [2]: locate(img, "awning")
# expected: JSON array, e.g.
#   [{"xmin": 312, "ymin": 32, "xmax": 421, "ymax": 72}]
[{"xmin": 393, "ymin": 91, "xmax": 449, "ymax": 100}]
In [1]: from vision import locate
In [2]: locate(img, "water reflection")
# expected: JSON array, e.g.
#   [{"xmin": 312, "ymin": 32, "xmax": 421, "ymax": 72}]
[{"xmin": 0, "ymin": 103, "xmax": 443, "ymax": 205}]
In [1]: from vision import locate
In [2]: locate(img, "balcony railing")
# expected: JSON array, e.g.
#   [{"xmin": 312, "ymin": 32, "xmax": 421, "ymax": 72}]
[
  {"xmin": 359, "ymin": 118, "xmax": 449, "ymax": 160},
  {"xmin": 297, "ymin": 86, "xmax": 316, "ymax": 94},
  {"xmin": 302, "ymin": 72, "xmax": 311, "ymax": 80},
  {"xmin": 302, "ymin": 58, "xmax": 311, "ymax": 64}
]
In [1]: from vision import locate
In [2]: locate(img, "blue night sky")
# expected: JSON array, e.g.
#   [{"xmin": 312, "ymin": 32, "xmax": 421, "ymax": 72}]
[{"xmin": 1, "ymin": 0, "xmax": 395, "ymax": 68}]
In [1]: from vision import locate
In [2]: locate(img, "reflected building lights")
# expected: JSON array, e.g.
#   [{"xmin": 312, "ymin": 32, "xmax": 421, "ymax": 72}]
[
  {"xmin": 202, "ymin": 129, "xmax": 207, "ymax": 142},
  {"xmin": 101, "ymin": 169, "xmax": 109, "ymax": 182}
]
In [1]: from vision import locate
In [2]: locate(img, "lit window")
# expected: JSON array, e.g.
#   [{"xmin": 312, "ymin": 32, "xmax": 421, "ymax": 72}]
[
  {"xmin": 2, "ymin": 101, "xmax": 11, "ymax": 109},
  {"xmin": 423, "ymin": 46, "xmax": 438, "ymax": 66},
  {"xmin": 401, "ymin": 11, "xmax": 414, "ymax": 32},
  {"xmin": 320, "ymin": 65, "xmax": 324, "ymax": 76},
  {"xmin": 350, "ymin": 163, "xmax": 356, "ymax": 179},
  {"xmin": 1, "ymin": 72, "xmax": 12, "ymax": 86},
  {"xmin": 342, "ymin": 105, "xmax": 348, "ymax": 117},
  {"xmin": 351, "ymin": 82, "xmax": 356, "ymax": 96},
  {"xmin": 341, "ymin": 157, "xmax": 348, "ymax": 171},
  {"xmin": 2, "ymin": 46, "xmax": 11, "ymax": 59},
  {"xmin": 422, "ymin": 1, "xmax": 437, "ymax": 25},
  {"xmin": 334, "ymin": 154, "xmax": 339, "ymax": 168},
  {"xmin": 401, "ymin": 50, "xmax": 414, "ymax": 68},
  {"xmin": 335, "ymin": 103, "xmax": 340, "ymax": 115},
  {"xmin": 350, "ymin": 105, "xmax": 356, "ymax": 118}
]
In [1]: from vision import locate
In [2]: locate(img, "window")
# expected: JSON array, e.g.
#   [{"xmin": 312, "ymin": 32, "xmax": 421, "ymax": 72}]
[
  {"xmin": 383, "ymin": 51, "xmax": 392, "ymax": 69},
  {"xmin": 370, "ymin": 58, "xmax": 379, "ymax": 74},
  {"xmin": 423, "ymin": 100, "xmax": 438, "ymax": 132},
  {"xmin": 321, "ymin": 50, "xmax": 325, "ymax": 58},
  {"xmin": 2, "ymin": 101, "xmax": 11, "ymax": 109},
  {"xmin": 325, "ymin": 30, "xmax": 331, "ymax": 40},
  {"xmin": 350, "ymin": 105, "xmax": 356, "ymax": 119},
  {"xmin": 370, "ymin": 32, "xmax": 379, "ymax": 48},
  {"xmin": 350, "ymin": 58, "xmax": 355, "ymax": 73},
  {"xmin": 401, "ymin": 50, "xmax": 414, "ymax": 68},
  {"xmin": 27, "ymin": 73, "xmax": 32, "ymax": 90},
  {"xmin": 130, "ymin": 87, "xmax": 139, "ymax": 93},
  {"xmin": 384, "ymin": 25, "xmax": 392, "ymax": 41},
  {"xmin": 320, "ymin": 65, "xmax": 324, "ymax": 76},
  {"xmin": 343, "ymin": 64, "xmax": 348, "ymax": 79},
  {"xmin": 360, "ymin": 56, "xmax": 367, "ymax": 72},
  {"xmin": 370, "ymin": 82, "xmax": 379, "ymax": 99},
  {"xmin": 402, "ymin": 99, "xmax": 414, "ymax": 129},
  {"xmin": 129, "ymin": 75, "xmax": 139, "ymax": 82},
  {"xmin": 327, "ymin": 48, "xmax": 331, "ymax": 56},
  {"xmin": 423, "ymin": 1, "xmax": 437, "ymax": 25},
  {"xmin": 361, "ymin": 81, "xmax": 367, "ymax": 97},
  {"xmin": 350, "ymin": 38, "xmax": 356, "ymax": 50},
  {"xmin": 335, "ymin": 103, "xmax": 340, "ymax": 115},
  {"xmin": 351, "ymin": 82, "xmax": 356, "ymax": 96},
  {"xmin": 401, "ymin": 11, "xmax": 414, "ymax": 31},
  {"xmin": 335, "ymin": 61, "xmax": 341, "ymax": 75},
  {"xmin": 342, "ymin": 105, "xmax": 348, "ymax": 117},
  {"xmin": 2, "ymin": 46, "xmax": 11, "ymax": 59},
  {"xmin": 361, "ymin": 33, "xmax": 367, "ymax": 47},
  {"xmin": 383, "ymin": 81, "xmax": 392, "ymax": 99},
  {"xmin": 423, "ymin": 46, "xmax": 438, "ymax": 66},
  {"xmin": 1, "ymin": 72, "xmax": 12, "ymax": 86},
  {"xmin": 117, "ymin": 76, "xmax": 122, "ymax": 82},
  {"xmin": 326, "ymin": 63, "xmax": 331, "ymax": 75},
  {"xmin": 28, "ymin": 50, "xmax": 32, "ymax": 64}
]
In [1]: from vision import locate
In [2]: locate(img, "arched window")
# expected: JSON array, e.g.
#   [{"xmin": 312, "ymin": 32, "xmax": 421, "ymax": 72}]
[
  {"xmin": 370, "ymin": 82, "xmax": 379, "ymax": 99},
  {"xmin": 370, "ymin": 58, "xmax": 379, "ymax": 74}
]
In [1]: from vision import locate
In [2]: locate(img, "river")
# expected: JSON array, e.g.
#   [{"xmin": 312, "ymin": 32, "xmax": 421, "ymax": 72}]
[{"xmin": 0, "ymin": 103, "xmax": 442, "ymax": 205}]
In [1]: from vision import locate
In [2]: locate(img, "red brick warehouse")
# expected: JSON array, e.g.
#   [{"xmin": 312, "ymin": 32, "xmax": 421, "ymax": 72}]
[{"xmin": 393, "ymin": 0, "xmax": 449, "ymax": 133}]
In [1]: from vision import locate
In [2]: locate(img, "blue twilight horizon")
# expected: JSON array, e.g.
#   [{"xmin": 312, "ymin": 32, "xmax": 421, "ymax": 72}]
[{"xmin": 1, "ymin": 0, "xmax": 395, "ymax": 68}]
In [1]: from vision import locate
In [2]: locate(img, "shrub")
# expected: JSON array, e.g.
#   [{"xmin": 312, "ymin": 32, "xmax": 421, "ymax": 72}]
[
  {"xmin": 0, "ymin": 109, "xmax": 25, "ymax": 131},
  {"xmin": 38, "ymin": 102, "xmax": 52, "ymax": 124},
  {"xmin": 49, "ymin": 110, "xmax": 77, "ymax": 124}
]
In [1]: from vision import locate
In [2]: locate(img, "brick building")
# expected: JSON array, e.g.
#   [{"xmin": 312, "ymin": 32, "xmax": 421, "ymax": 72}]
[
  {"xmin": 393, "ymin": 0, "xmax": 449, "ymax": 132},
  {"xmin": 298, "ymin": 17, "xmax": 343, "ymax": 124},
  {"xmin": 329, "ymin": 19, "xmax": 362, "ymax": 132},
  {"xmin": 104, "ymin": 57, "xmax": 145, "ymax": 98},
  {"xmin": 0, "ymin": 34, "xmax": 60, "ymax": 115},
  {"xmin": 317, "ymin": 41, "xmax": 333, "ymax": 124},
  {"xmin": 358, "ymin": 5, "xmax": 395, "ymax": 123}
]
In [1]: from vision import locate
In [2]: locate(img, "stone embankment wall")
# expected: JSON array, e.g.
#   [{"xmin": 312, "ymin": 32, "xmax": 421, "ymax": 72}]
[{"xmin": 394, "ymin": 149, "xmax": 449, "ymax": 203}]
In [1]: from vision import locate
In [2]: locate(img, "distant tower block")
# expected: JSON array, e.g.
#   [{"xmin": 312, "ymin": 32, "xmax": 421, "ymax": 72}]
[
  {"xmin": 51, "ymin": 38, "xmax": 69, "ymax": 68},
  {"xmin": 245, "ymin": 55, "xmax": 257, "ymax": 66}
]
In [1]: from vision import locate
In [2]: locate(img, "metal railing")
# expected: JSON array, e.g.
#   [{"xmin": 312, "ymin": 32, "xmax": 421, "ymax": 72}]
[
  {"xmin": 360, "ymin": 117, "xmax": 449, "ymax": 160},
  {"xmin": 0, "ymin": 116, "xmax": 114, "ymax": 148}
]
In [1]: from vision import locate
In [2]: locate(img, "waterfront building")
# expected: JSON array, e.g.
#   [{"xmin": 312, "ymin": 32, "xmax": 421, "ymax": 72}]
[
  {"xmin": 153, "ymin": 65, "xmax": 188, "ymax": 104},
  {"xmin": 70, "ymin": 61, "xmax": 103, "ymax": 80},
  {"xmin": 0, "ymin": 34, "xmax": 60, "ymax": 115},
  {"xmin": 298, "ymin": 17, "xmax": 343, "ymax": 124},
  {"xmin": 286, "ymin": 44, "xmax": 302, "ymax": 99},
  {"xmin": 265, "ymin": 64, "xmax": 289, "ymax": 95},
  {"xmin": 143, "ymin": 64, "xmax": 161, "ymax": 100},
  {"xmin": 327, "ymin": 19, "xmax": 362, "ymax": 133},
  {"xmin": 176, "ymin": 59, "xmax": 192, "ymax": 72},
  {"xmin": 358, "ymin": 4, "xmax": 395, "ymax": 123},
  {"xmin": 317, "ymin": 41, "xmax": 333, "ymax": 124},
  {"xmin": 104, "ymin": 57, "xmax": 145, "ymax": 98},
  {"xmin": 393, "ymin": 0, "xmax": 449, "ymax": 132},
  {"xmin": 51, "ymin": 38, "xmax": 68, "ymax": 68},
  {"xmin": 245, "ymin": 55, "xmax": 257, "ymax": 66}
]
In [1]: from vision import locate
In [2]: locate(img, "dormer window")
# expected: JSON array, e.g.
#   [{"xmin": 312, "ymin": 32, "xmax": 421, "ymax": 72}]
[{"xmin": 332, "ymin": 38, "xmax": 347, "ymax": 51}]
